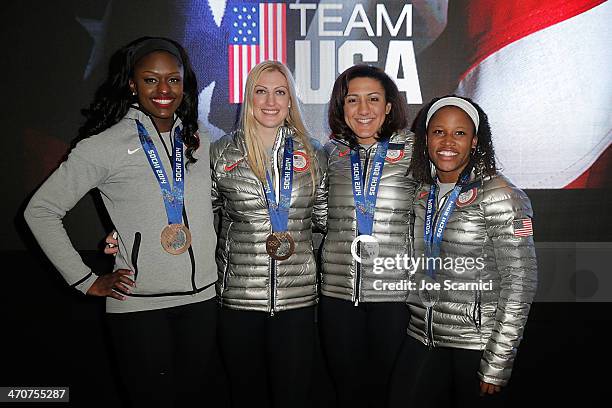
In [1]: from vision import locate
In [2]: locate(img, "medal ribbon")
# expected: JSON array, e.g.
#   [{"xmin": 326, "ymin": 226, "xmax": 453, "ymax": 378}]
[
  {"xmin": 136, "ymin": 120, "xmax": 184, "ymax": 225},
  {"xmin": 264, "ymin": 135, "xmax": 293, "ymax": 232},
  {"xmin": 423, "ymin": 170, "xmax": 471, "ymax": 278},
  {"xmin": 350, "ymin": 139, "xmax": 389, "ymax": 236}
]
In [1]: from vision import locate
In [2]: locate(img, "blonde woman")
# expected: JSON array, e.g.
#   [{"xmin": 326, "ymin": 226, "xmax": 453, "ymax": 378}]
[{"xmin": 210, "ymin": 60, "xmax": 324, "ymax": 408}]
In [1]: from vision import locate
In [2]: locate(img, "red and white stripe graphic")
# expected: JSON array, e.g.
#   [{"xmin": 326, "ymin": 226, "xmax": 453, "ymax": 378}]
[
  {"xmin": 228, "ymin": 3, "xmax": 286, "ymax": 104},
  {"xmin": 455, "ymin": 0, "xmax": 610, "ymax": 188},
  {"xmin": 259, "ymin": 2, "xmax": 286, "ymax": 63},
  {"xmin": 229, "ymin": 43, "xmax": 259, "ymax": 105}
]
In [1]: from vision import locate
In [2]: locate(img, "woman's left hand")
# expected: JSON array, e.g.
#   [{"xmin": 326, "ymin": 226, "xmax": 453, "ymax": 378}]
[{"xmin": 480, "ymin": 381, "xmax": 501, "ymax": 396}]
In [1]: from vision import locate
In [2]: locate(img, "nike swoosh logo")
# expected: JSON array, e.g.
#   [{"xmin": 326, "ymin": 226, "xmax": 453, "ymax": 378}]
[
  {"xmin": 339, "ymin": 150, "xmax": 350, "ymax": 157},
  {"xmin": 224, "ymin": 158, "xmax": 244, "ymax": 172},
  {"xmin": 127, "ymin": 148, "xmax": 141, "ymax": 155}
]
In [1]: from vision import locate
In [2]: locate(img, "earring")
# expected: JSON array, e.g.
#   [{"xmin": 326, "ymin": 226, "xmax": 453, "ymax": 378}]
[
  {"xmin": 132, "ymin": 91, "xmax": 137, "ymax": 96},
  {"xmin": 429, "ymin": 160, "xmax": 437, "ymax": 180}
]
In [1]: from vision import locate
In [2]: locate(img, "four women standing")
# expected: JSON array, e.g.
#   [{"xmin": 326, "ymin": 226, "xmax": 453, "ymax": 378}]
[{"xmin": 25, "ymin": 34, "xmax": 536, "ymax": 407}]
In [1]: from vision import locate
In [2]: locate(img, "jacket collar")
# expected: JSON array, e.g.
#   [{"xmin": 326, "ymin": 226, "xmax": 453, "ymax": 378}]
[
  {"xmin": 389, "ymin": 129, "xmax": 411, "ymax": 145},
  {"xmin": 125, "ymin": 105, "xmax": 183, "ymax": 134},
  {"xmin": 332, "ymin": 128, "xmax": 412, "ymax": 150},
  {"xmin": 332, "ymin": 138, "xmax": 374, "ymax": 152},
  {"xmin": 232, "ymin": 125, "xmax": 300, "ymax": 157},
  {"xmin": 231, "ymin": 130, "xmax": 248, "ymax": 156},
  {"xmin": 419, "ymin": 170, "xmax": 484, "ymax": 194},
  {"xmin": 463, "ymin": 170, "xmax": 483, "ymax": 191}
]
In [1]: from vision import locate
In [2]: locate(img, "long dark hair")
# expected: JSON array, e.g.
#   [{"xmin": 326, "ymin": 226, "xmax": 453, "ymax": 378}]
[
  {"xmin": 409, "ymin": 95, "xmax": 497, "ymax": 184},
  {"xmin": 78, "ymin": 36, "xmax": 200, "ymax": 164},
  {"xmin": 328, "ymin": 65, "xmax": 408, "ymax": 147}
]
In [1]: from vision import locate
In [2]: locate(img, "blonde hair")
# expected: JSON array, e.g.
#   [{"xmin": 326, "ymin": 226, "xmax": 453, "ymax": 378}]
[{"xmin": 240, "ymin": 60, "xmax": 318, "ymax": 192}]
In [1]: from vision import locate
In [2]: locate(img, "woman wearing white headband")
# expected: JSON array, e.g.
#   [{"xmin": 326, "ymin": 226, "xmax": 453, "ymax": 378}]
[{"xmin": 389, "ymin": 95, "xmax": 538, "ymax": 406}]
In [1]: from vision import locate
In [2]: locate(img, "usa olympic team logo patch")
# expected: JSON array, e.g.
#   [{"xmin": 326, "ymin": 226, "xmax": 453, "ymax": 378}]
[
  {"xmin": 293, "ymin": 151, "xmax": 310, "ymax": 172},
  {"xmin": 385, "ymin": 149, "xmax": 404, "ymax": 163},
  {"xmin": 456, "ymin": 187, "xmax": 478, "ymax": 207}
]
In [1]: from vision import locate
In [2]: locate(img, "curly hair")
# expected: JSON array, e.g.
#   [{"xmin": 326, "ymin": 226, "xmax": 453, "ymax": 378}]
[
  {"xmin": 328, "ymin": 65, "xmax": 408, "ymax": 147},
  {"xmin": 409, "ymin": 95, "xmax": 497, "ymax": 184},
  {"xmin": 78, "ymin": 36, "xmax": 200, "ymax": 164}
]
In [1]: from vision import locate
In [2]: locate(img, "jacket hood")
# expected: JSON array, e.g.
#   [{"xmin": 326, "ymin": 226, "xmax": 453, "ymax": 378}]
[{"xmin": 124, "ymin": 105, "xmax": 183, "ymax": 130}]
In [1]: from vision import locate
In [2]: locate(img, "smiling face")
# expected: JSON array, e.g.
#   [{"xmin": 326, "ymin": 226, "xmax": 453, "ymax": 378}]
[
  {"xmin": 129, "ymin": 51, "xmax": 184, "ymax": 132},
  {"xmin": 251, "ymin": 69, "xmax": 290, "ymax": 139},
  {"xmin": 343, "ymin": 76, "xmax": 391, "ymax": 145},
  {"xmin": 427, "ymin": 106, "xmax": 478, "ymax": 183}
]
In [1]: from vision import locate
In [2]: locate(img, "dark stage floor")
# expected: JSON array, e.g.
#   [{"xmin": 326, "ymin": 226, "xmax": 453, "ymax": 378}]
[{"xmin": 2, "ymin": 250, "xmax": 594, "ymax": 407}]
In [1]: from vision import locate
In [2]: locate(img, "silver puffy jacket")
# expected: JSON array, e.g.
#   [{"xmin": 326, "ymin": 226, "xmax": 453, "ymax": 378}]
[
  {"xmin": 313, "ymin": 130, "xmax": 417, "ymax": 303},
  {"xmin": 407, "ymin": 172, "xmax": 538, "ymax": 386},
  {"xmin": 211, "ymin": 129, "xmax": 324, "ymax": 313}
]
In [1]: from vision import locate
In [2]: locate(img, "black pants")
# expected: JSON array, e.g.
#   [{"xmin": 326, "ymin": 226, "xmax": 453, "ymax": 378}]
[
  {"xmin": 388, "ymin": 335, "xmax": 507, "ymax": 408},
  {"xmin": 318, "ymin": 296, "xmax": 410, "ymax": 408},
  {"xmin": 218, "ymin": 306, "xmax": 316, "ymax": 408},
  {"xmin": 106, "ymin": 298, "xmax": 218, "ymax": 408}
]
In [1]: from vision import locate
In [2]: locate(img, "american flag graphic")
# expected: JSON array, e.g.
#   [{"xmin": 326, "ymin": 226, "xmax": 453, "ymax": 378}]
[
  {"xmin": 228, "ymin": 3, "xmax": 287, "ymax": 103},
  {"xmin": 513, "ymin": 218, "xmax": 534, "ymax": 237}
]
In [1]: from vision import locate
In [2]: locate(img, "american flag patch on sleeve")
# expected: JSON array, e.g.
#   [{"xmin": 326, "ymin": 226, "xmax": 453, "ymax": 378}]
[{"xmin": 512, "ymin": 218, "xmax": 533, "ymax": 237}]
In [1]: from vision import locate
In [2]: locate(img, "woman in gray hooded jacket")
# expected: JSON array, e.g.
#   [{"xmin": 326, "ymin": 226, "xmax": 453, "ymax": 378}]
[
  {"xmin": 25, "ymin": 37, "xmax": 218, "ymax": 408},
  {"xmin": 388, "ymin": 96, "xmax": 538, "ymax": 407}
]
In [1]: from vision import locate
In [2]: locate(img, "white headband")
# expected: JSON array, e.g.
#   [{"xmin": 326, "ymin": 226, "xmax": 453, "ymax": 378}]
[{"xmin": 425, "ymin": 96, "xmax": 480, "ymax": 131}]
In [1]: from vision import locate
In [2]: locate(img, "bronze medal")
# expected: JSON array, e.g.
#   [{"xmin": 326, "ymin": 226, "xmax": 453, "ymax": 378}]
[
  {"xmin": 266, "ymin": 232, "xmax": 295, "ymax": 261},
  {"xmin": 161, "ymin": 224, "xmax": 192, "ymax": 255}
]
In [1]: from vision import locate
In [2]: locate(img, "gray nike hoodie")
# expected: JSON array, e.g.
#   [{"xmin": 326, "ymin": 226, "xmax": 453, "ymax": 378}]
[{"xmin": 24, "ymin": 107, "xmax": 217, "ymax": 313}]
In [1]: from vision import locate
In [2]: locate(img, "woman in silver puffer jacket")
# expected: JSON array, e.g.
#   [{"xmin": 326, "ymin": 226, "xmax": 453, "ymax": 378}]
[
  {"xmin": 210, "ymin": 61, "xmax": 323, "ymax": 408},
  {"xmin": 313, "ymin": 65, "xmax": 417, "ymax": 408},
  {"xmin": 389, "ymin": 96, "xmax": 538, "ymax": 407}
]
